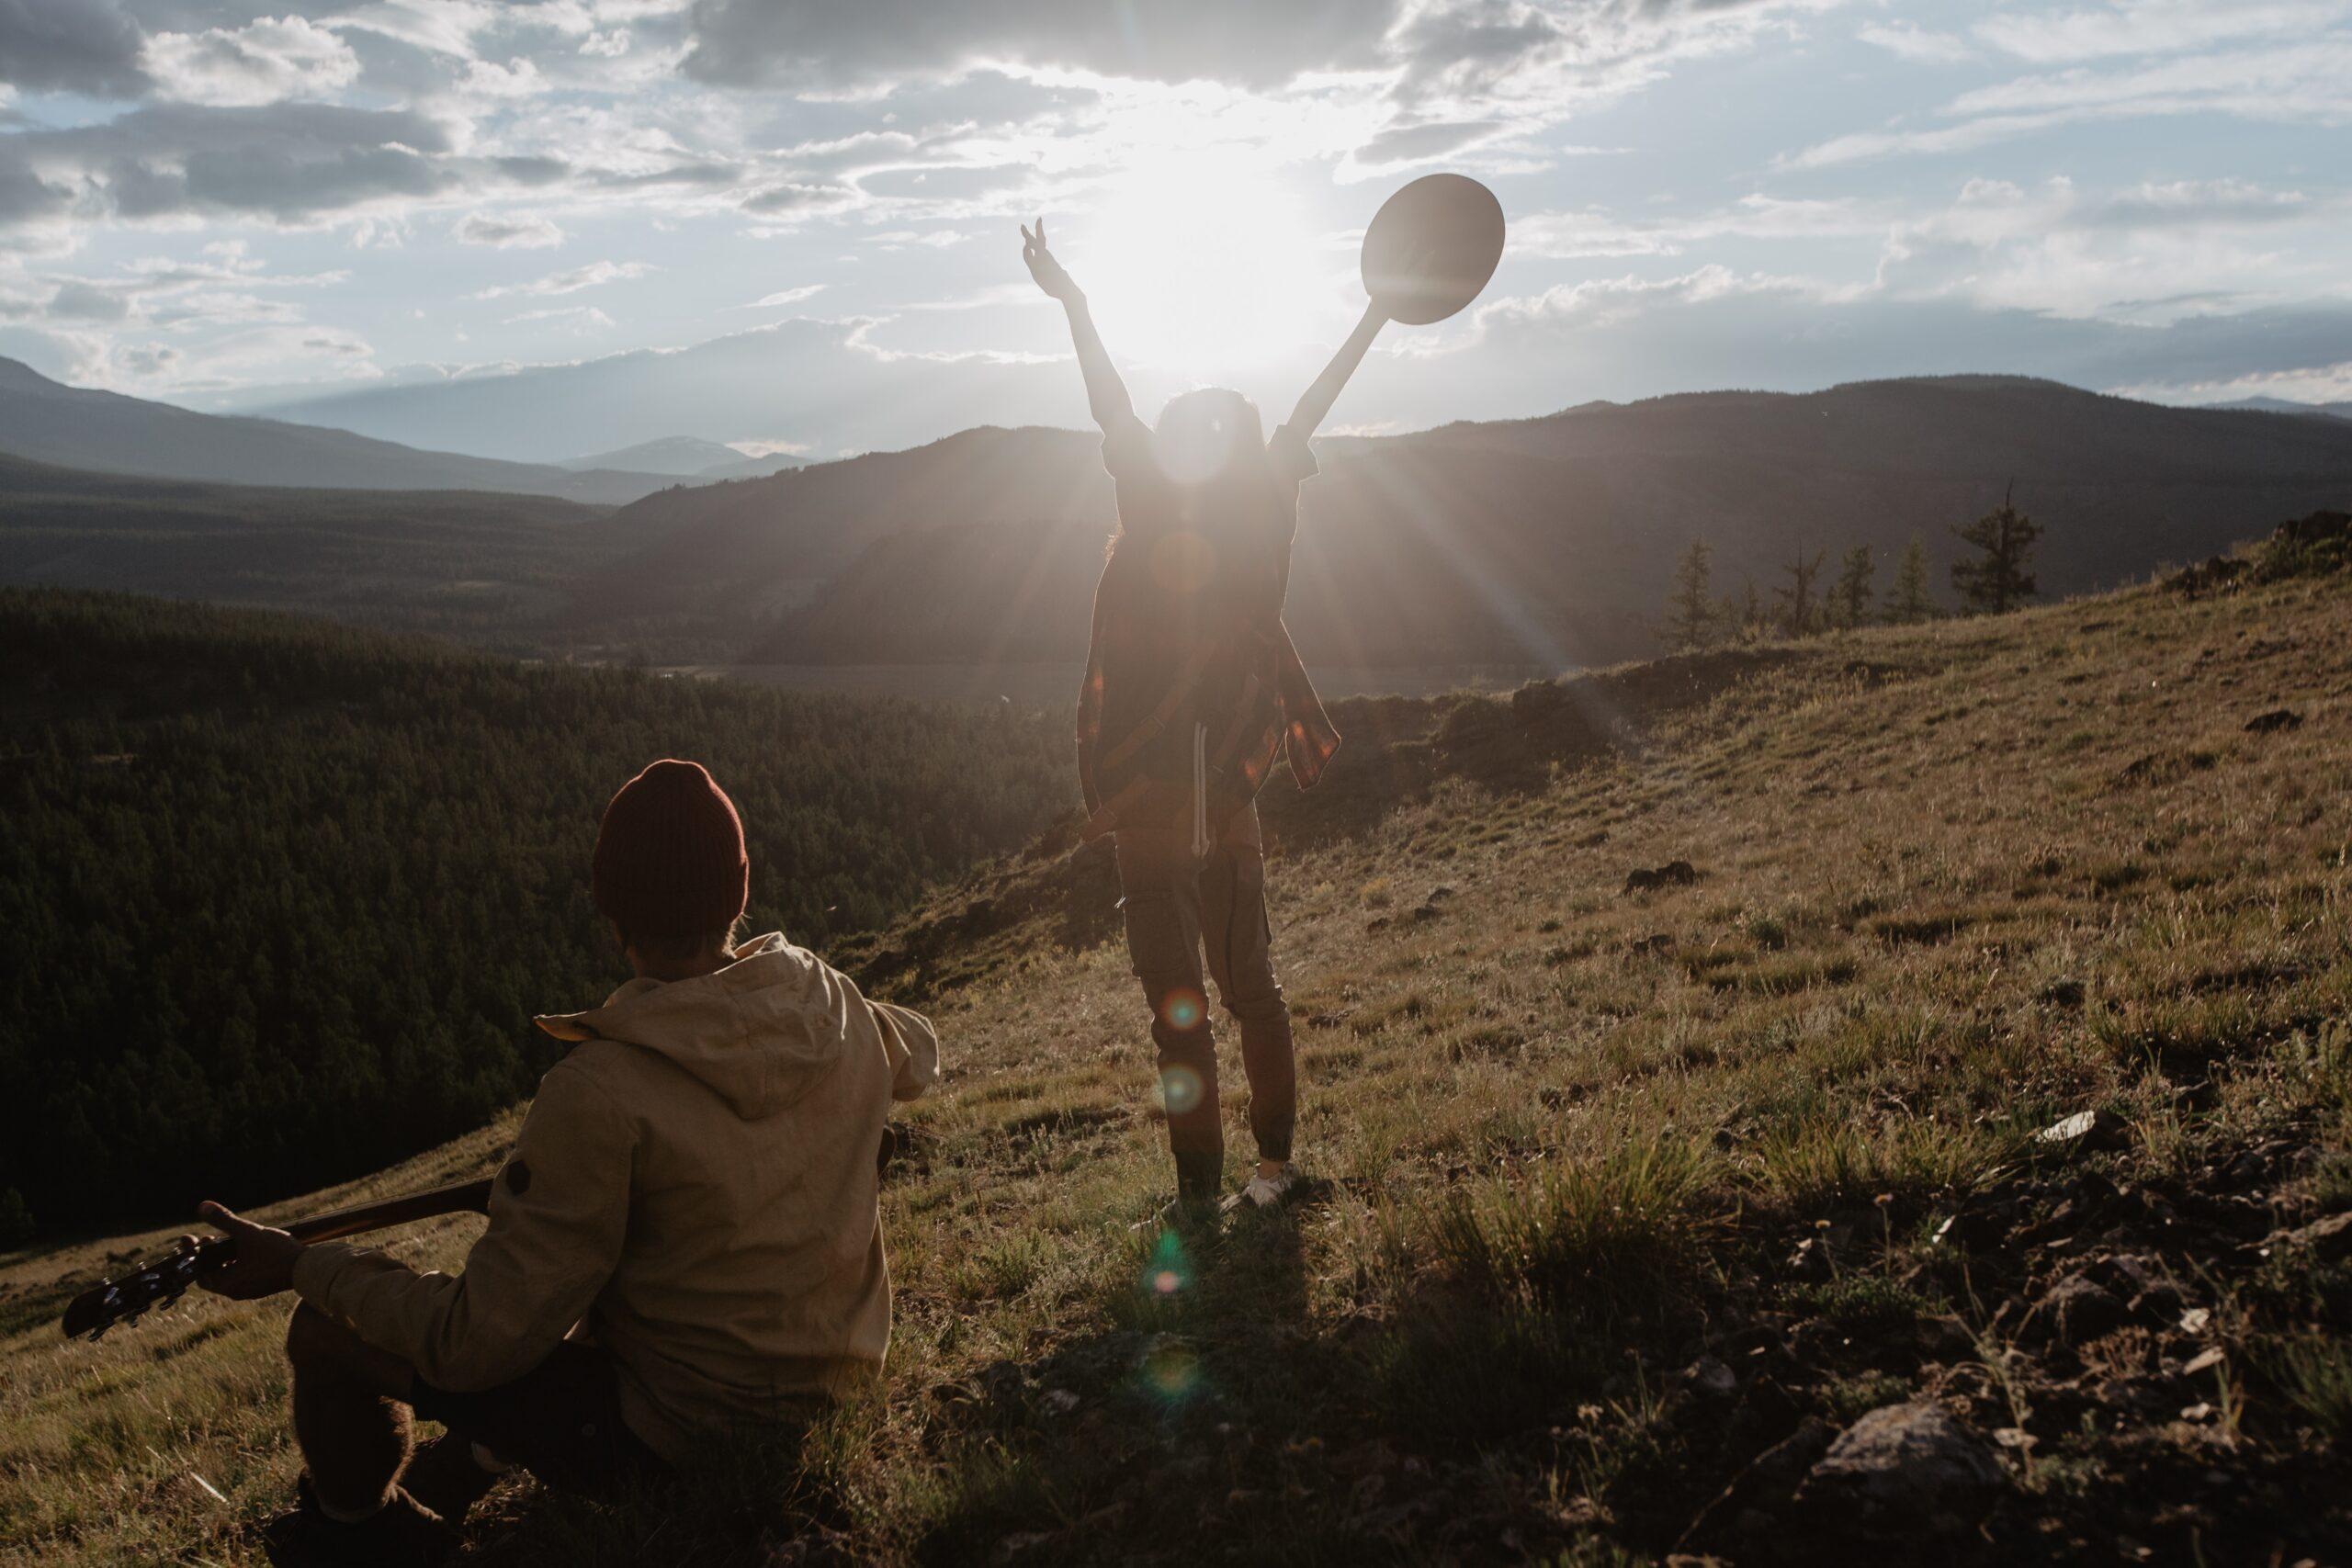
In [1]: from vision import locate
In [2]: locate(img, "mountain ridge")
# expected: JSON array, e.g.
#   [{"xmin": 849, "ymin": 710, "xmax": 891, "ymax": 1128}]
[
  {"xmin": 582, "ymin": 375, "xmax": 2352, "ymax": 669},
  {"xmin": 0, "ymin": 356, "xmax": 685, "ymax": 505}
]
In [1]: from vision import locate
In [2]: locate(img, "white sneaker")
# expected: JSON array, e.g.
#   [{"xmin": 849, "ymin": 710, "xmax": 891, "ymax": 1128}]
[{"xmin": 1221, "ymin": 1166, "xmax": 1302, "ymax": 1213}]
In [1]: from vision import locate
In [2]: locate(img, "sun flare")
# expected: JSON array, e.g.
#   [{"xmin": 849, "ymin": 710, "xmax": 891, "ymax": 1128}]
[{"xmin": 1070, "ymin": 153, "xmax": 1340, "ymax": 388}]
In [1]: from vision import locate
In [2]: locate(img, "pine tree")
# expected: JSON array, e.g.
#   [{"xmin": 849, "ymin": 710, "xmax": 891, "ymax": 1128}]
[
  {"xmin": 1665, "ymin": 536, "xmax": 1716, "ymax": 651},
  {"xmin": 1883, "ymin": 534, "xmax": 1937, "ymax": 624},
  {"xmin": 1951, "ymin": 487, "xmax": 2041, "ymax": 615},
  {"xmin": 1740, "ymin": 580, "xmax": 1763, "ymax": 639},
  {"xmin": 1773, "ymin": 547, "xmax": 1826, "ymax": 638},
  {"xmin": 0, "ymin": 1187, "xmax": 32, "ymax": 1247},
  {"xmin": 1828, "ymin": 545, "xmax": 1875, "ymax": 631}
]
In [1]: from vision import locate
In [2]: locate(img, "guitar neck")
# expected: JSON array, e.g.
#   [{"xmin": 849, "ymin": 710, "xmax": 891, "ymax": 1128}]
[{"xmin": 283, "ymin": 1177, "xmax": 495, "ymax": 1246}]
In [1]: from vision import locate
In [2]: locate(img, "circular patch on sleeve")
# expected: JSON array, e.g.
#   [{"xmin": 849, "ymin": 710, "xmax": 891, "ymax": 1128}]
[{"xmin": 503, "ymin": 1160, "xmax": 532, "ymax": 1197}]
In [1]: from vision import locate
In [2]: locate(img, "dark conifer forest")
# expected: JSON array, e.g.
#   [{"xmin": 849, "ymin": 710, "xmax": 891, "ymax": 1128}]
[{"xmin": 0, "ymin": 588, "xmax": 1072, "ymax": 1235}]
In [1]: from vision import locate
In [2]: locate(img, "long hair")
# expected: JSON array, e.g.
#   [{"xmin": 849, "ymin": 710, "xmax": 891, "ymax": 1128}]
[{"xmin": 1099, "ymin": 388, "xmax": 1282, "ymax": 624}]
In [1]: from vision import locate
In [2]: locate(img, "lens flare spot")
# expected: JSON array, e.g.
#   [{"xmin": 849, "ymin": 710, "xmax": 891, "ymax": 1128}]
[
  {"xmin": 1159, "ymin": 988, "xmax": 1206, "ymax": 1032},
  {"xmin": 1141, "ymin": 1337, "xmax": 1200, "ymax": 1402},
  {"xmin": 1138, "ymin": 1231, "xmax": 1193, "ymax": 1302},
  {"xmin": 1159, "ymin": 1062, "xmax": 1204, "ymax": 1114}
]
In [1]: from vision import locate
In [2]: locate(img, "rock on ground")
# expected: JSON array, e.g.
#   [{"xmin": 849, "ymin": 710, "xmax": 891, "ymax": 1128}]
[{"xmin": 1793, "ymin": 1401, "xmax": 2007, "ymax": 1538}]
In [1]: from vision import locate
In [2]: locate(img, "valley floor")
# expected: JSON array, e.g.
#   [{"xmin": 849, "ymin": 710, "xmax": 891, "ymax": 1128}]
[{"xmin": 4, "ymin": 567, "xmax": 2348, "ymax": 1565}]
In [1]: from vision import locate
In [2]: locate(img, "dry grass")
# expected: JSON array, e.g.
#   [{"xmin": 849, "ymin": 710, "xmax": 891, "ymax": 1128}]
[{"xmin": 3, "ymin": 568, "xmax": 2348, "ymax": 1564}]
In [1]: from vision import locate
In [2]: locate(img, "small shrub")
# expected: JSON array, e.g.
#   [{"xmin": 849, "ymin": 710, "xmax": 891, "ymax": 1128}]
[
  {"xmin": 1821, "ymin": 1370, "xmax": 1913, "ymax": 1424},
  {"xmin": 2275, "ymin": 1335, "xmax": 2352, "ymax": 1440},
  {"xmin": 1791, "ymin": 1274, "xmax": 1935, "ymax": 1335}
]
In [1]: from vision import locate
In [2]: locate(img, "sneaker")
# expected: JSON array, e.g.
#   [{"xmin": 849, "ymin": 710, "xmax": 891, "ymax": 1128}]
[
  {"xmin": 1221, "ymin": 1165, "xmax": 1303, "ymax": 1214},
  {"xmin": 399, "ymin": 1433, "xmax": 502, "ymax": 1525},
  {"xmin": 265, "ymin": 1478, "xmax": 458, "ymax": 1568}
]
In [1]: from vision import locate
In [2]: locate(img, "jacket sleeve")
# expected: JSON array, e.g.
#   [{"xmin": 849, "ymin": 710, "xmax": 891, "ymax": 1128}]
[
  {"xmin": 870, "ymin": 997, "xmax": 940, "ymax": 1102},
  {"xmin": 290, "ymin": 1060, "xmax": 636, "ymax": 1391}
]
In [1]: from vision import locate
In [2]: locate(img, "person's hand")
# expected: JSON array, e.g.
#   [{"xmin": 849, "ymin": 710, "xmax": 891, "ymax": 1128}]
[
  {"xmin": 193, "ymin": 1201, "xmax": 302, "ymax": 1300},
  {"xmin": 1021, "ymin": 218, "xmax": 1080, "ymax": 303}
]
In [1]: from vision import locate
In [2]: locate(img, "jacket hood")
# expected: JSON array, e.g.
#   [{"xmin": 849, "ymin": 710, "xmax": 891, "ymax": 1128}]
[{"xmin": 533, "ymin": 933, "xmax": 851, "ymax": 1119}]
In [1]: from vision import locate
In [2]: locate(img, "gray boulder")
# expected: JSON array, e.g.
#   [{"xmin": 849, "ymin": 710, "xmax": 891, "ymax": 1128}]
[{"xmin": 1794, "ymin": 1401, "xmax": 2007, "ymax": 1537}]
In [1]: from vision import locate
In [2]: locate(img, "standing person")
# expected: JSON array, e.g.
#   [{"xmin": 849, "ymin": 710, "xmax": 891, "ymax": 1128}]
[
  {"xmin": 1020, "ymin": 217, "xmax": 1390, "ymax": 1225},
  {"xmin": 196, "ymin": 759, "xmax": 939, "ymax": 1567}
]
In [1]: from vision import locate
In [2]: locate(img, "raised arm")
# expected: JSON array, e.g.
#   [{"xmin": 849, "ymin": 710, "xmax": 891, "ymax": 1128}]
[
  {"xmin": 1022, "ymin": 218, "xmax": 1133, "ymax": 433},
  {"xmin": 1284, "ymin": 299, "xmax": 1388, "ymax": 442}
]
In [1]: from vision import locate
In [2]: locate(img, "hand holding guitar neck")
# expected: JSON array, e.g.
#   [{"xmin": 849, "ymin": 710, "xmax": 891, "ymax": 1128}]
[
  {"xmin": 59, "ymin": 1175, "xmax": 494, "ymax": 1341},
  {"xmin": 192, "ymin": 1201, "xmax": 301, "ymax": 1301}
]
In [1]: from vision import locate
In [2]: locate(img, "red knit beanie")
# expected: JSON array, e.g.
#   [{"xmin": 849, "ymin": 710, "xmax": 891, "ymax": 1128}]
[{"xmin": 592, "ymin": 760, "xmax": 749, "ymax": 943}]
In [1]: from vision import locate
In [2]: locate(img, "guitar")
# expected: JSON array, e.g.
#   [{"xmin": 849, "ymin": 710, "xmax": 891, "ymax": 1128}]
[{"xmin": 60, "ymin": 1176, "xmax": 494, "ymax": 1342}]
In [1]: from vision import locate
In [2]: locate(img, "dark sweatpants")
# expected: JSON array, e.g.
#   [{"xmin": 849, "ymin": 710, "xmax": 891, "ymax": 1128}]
[{"xmin": 1113, "ymin": 802, "xmax": 1297, "ymax": 1199}]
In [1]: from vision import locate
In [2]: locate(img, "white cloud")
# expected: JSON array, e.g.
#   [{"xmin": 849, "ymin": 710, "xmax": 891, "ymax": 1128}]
[
  {"xmin": 456, "ymin": 55, "xmax": 549, "ymax": 100},
  {"xmin": 742, "ymin": 283, "xmax": 826, "ymax": 308},
  {"xmin": 1874, "ymin": 175, "xmax": 2348, "ymax": 323},
  {"xmin": 1856, "ymin": 22, "xmax": 1973, "ymax": 64},
  {"xmin": 454, "ymin": 211, "xmax": 566, "ymax": 248},
  {"xmin": 329, "ymin": 0, "xmax": 504, "ymax": 60},
  {"xmin": 1514, "ymin": 194, "xmax": 1887, "ymax": 258},
  {"xmin": 1972, "ymin": 1, "xmax": 2350, "ymax": 64},
  {"xmin": 2114, "ymin": 359, "xmax": 2352, "ymax": 405},
  {"xmin": 1787, "ymin": 37, "xmax": 2352, "ymax": 167},
  {"xmin": 1418, "ymin": 264, "xmax": 1852, "ymax": 353},
  {"xmin": 471, "ymin": 259, "xmax": 653, "ymax": 299},
  {"xmin": 503, "ymin": 303, "xmax": 614, "ymax": 328},
  {"xmin": 142, "ymin": 16, "xmax": 362, "ymax": 107},
  {"xmin": 47, "ymin": 319, "xmax": 381, "ymax": 396}
]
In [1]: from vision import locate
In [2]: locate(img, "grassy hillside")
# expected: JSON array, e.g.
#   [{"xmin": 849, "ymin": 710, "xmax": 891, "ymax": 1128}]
[
  {"xmin": 0, "ymin": 590, "xmax": 1069, "ymax": 1237},
  {"xmin": 3, "ymin": 547, "xmax": 2347, "ymax": 1564}
]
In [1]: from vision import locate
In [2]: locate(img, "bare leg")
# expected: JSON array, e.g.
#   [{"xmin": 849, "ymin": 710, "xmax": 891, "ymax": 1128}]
[{"xmin": 285, "ymin": 1303, "xmax": 418, "ymax": 1517}]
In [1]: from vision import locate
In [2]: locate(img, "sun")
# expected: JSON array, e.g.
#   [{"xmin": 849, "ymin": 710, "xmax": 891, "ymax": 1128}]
[{"xmin": 1070, "ymin": 153, "xmax": 1339, "ymax": 388}]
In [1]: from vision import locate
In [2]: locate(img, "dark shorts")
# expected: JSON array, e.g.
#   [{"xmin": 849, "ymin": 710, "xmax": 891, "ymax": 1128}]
[{"xmin": 409, "ymin": 1341, "xmax": 667, "ymax": 1497}]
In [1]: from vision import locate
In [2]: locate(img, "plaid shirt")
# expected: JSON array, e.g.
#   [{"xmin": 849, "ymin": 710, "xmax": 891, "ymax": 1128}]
[{"xmin": 1076, "ymin": 412, "xmax": 1341, "ymax": 839}]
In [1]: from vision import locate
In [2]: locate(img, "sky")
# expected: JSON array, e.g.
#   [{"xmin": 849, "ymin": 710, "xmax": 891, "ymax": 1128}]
[{"xmin": 3, "ymin": 0, "xmax": 2350, "ymax": 462}]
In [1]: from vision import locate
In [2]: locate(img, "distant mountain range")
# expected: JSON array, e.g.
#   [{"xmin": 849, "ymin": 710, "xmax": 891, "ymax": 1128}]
[
  {"xmin": 0, "ymin": 356, "xmax": 684, "ymax": 504},
  {"xmin": 555, "ymin": 435, "xmax": 810, "ymax": 481},
  {"xmin": 587, "ymin": 376, "xmax": 2352, "ymax": 670},
  {"xmin": 696, "ymin": 450, "xmax": 812, "ymax": 482},
  {"xmin": 9, "ymin": 370, "xmax": 2349, "ymax": 671},
  {"xmin": 559, "ymin": 435, "xmax": 747, "ymax": 475},
  {"xmin": 2203, "ymin": 396, "xmax": 2352, "ymax": 421}
]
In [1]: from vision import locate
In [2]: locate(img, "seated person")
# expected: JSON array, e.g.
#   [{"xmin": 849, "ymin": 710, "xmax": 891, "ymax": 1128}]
[{"xmin": 198, "ymin": 758, "xmax": 939, "ymax": 1566}]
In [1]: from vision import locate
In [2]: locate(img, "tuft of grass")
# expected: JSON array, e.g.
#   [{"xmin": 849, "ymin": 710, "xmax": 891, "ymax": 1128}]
[
  {"xmin": 1755, "ymin": 1114, "xmax": 2014, "ymax": 1212},
  {"xmin": 1424, "ymin": 1137, "xmax": 1713, "ymax": 1319},
  {"xmin": 2274, "ymin": 1335, "xmax": 2352, "ymax": 1440}
]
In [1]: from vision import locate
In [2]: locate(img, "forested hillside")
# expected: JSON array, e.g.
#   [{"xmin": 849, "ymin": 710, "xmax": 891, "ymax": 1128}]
[
  {"xmin": 0, "ymin": 590, "xmax": 1072, "ymax": 1235},
  {"xmin": 0, "ymin": 454, "xmax": 643, "ymax": 655}
]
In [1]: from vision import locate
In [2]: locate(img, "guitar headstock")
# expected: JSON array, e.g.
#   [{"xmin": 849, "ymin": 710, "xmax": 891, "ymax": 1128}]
[{"xmin": 59, "ymin": 1236, "xmax": 228, "ymax": 1341}]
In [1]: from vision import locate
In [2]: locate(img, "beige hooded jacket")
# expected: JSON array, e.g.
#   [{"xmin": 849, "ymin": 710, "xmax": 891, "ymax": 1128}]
[{"xmin": 289, "ymin": 933, "xmax": 939, "ymax": 1463}]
